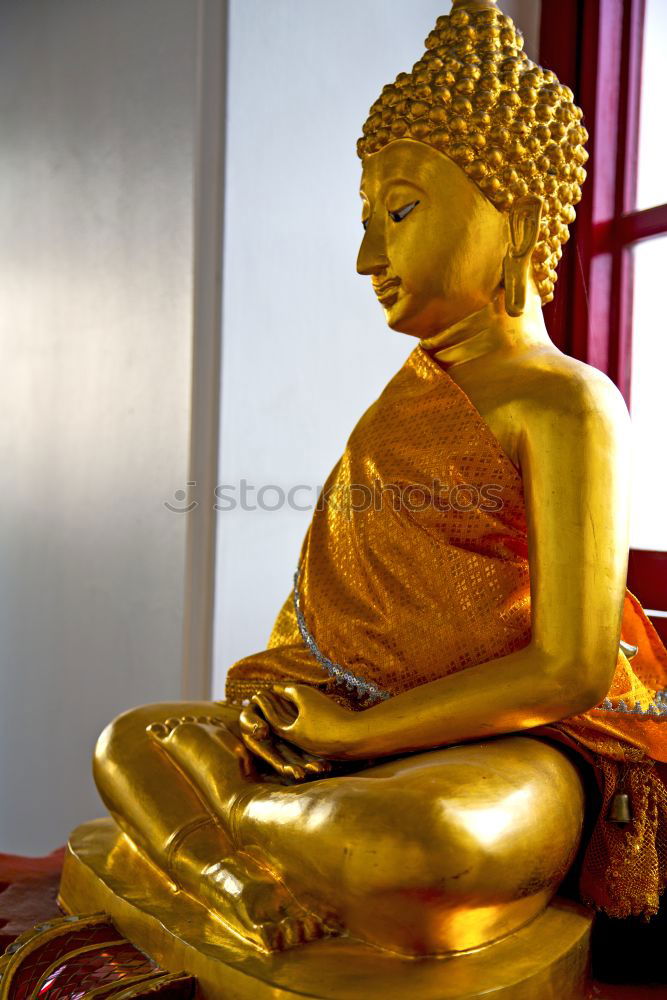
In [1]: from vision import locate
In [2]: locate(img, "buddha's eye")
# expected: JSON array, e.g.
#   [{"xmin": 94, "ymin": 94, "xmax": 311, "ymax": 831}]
[
  {"xmin": 362, "ymin": 218, "xmax": 369, "ymax": 231},
  {"xmin": 388, "ymin": 200, "xmax": 420, "ymax": 223}
]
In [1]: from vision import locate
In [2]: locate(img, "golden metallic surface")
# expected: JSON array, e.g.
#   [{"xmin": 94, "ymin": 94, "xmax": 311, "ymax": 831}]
[
  {"xmin": 62, "ymin": 0, "xmax": 667, "ymax": 991},
  {"xmin": 358, "ymin": 0, "xmax": 589, "ymax": 305},
  {"xmin": 112, "ymin": 972, "xmax": 196, "ymax": 999},
  {"xmin": 84, "ymin": 971, "xmax": 188, "ymax": 998},
  {"xmin": 60, "ymin": 818, "xmax": 593, "ymax": 1000},
  {"xmin": 95, "ymin": 710, "xmax": 586, "ymax": 956}
]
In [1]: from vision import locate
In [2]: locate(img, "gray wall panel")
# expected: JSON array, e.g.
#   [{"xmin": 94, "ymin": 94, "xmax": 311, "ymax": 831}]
[{"xmin": 0, "ymin": 0, "xmax": 203, "ymax": 854}]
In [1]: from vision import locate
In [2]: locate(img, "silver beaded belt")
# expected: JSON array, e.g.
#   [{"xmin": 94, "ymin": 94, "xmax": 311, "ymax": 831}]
[
  {"xmin": 293, "ymin": 570, "xmax": 390, "ymax": 704},
  {"xmin": 596, "ymin": 641, "xmax": 667, "ymax": 716},
  {"xmin": 598, "ymin": 693, "xmax": 667, "ymax": 716}
]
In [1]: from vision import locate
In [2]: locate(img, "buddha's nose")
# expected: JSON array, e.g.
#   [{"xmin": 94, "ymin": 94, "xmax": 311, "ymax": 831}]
[{"xmin": 357, "ymin": 223, "xmax": 389, "ymax": 277}]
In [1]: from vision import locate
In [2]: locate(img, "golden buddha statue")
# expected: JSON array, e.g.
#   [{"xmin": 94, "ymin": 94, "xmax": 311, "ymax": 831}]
[{"xmin": 57, "ymin": 1, "xmax": 667, "ymax": 996}]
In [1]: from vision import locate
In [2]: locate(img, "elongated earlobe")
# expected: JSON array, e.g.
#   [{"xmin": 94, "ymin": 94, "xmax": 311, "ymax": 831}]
[
  {"xmin": 502, "ymin": 196, "xmax": 543, "ymax": 317},
  {"xmin": 503, "ymin": 255, "xmax": 525, "ymax": 318}
]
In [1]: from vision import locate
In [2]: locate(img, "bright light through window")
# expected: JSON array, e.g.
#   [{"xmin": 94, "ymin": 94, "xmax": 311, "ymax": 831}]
[
  {"xmin": 636, "ymin": 0, "xmax": 667, "ymax": 211},
  {"xmin": 630, "ymin": 236, "xmax": 667, "ymax": 551}
]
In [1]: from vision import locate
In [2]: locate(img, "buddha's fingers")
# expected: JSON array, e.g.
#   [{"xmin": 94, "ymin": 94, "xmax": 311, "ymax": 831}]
[
  {"xmin": 252, "ymin": 692, "xmax": 296, "ymax": 732},
  {"xmin": 240, "ymin": 704, "xmax": 331, "ymax": 781},
  {"xmin": 275, "ymin": 739, "xmax": 332, "ymax": 777},
  {"xmin": 241, "ymin": 730, "xmax": 307, "ymax": 782},
  {"xmin": 239, "ymin": 705, "xmax": 271, "ymax": 742},
  {"xmin": 239, "ymin": 704, "xmax": 311, "ymax": 781},
  {"xmin": 302, "ymin": 757, "xmax": 332, "ymax": 776}
]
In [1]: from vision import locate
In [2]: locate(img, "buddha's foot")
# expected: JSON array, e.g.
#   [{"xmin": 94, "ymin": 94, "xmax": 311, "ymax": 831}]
[{"xmin": 198, "ymin": 851, "xmax": 342, "ymax": 952}]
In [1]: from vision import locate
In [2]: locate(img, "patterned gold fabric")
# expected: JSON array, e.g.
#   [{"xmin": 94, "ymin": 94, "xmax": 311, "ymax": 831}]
[{"xmin": 226, "ymin": 345, "xmax": 667, "ymax": 918}]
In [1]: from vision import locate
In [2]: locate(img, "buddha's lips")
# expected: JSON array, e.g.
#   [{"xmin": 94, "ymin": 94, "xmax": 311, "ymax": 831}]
[{"xmin": 373, "ymin": 278, "xmax": 401, "ymax": 305}]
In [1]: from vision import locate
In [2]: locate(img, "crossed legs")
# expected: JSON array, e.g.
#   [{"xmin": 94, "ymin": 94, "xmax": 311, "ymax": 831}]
[{"xmin": 94, "ymin": 702, "xmax": 585, "ymax": 955}]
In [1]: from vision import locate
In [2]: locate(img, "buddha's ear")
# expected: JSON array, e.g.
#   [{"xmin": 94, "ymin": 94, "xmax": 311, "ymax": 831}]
[{"xmin": 502, "ymin": 195, "xmax": 543, "ymax": 317}]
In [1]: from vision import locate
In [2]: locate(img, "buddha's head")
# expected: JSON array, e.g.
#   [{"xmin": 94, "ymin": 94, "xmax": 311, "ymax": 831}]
[{"xmin": 357, "ymin": 0, "xmax": 588, "ymax": 338}]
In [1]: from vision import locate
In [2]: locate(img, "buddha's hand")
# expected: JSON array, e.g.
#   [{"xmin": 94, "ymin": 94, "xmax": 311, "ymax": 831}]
[
  {"xmin": 251, "ymin": 684, "xmax": 360, "ymax": 761},
  {"xmin": 238, "ymin": 699, "xmax": 333, "ymax": 782}
]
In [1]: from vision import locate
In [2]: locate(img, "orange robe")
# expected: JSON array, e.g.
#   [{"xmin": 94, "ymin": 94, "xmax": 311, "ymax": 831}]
[{"xmin": 226, "ymin": 345, "xmax": 667, "ymax": 919}]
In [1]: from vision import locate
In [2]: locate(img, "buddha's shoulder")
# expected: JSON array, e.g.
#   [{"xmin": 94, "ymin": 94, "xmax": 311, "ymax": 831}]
[{"xmin": 506, "ymin": 347, "xmax": 629, "ymax": 428}]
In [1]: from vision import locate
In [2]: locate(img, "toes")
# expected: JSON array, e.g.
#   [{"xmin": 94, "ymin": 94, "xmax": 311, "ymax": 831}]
[
  {"xmin": 146, "ymin": 722, "xmax": 169, "ymax": 739},
  {"xmin": 263, "ymin": 911, "xmax": 338, "ymax": 950},
  {"xmin": 256, "ymin": 913, "xmax": 325, "ymax": 951},
  {"xmin": 303, "ymin": 758, "xmax": 331, "ymax": 775},
  {"xmin": 283, "ymin": 763, "xmax": 306, "ymax": 781},
  {"xmin": 260, "ymin": 922, "xmax": 285, "ymax": 952},
  {"xmin": 147, "ymin": 715, "xmax": 227, "ymax": 741},
  {"xmin": 280, "ymin": 917, "xmax": 304, "ymax": 948},
  {"xmin": 321, "ymin": 911, "xmax": 345, "ymax": 935},
  {"xmin": 301, "ymin": 913, "xmax": 325, "ymax": 942}
]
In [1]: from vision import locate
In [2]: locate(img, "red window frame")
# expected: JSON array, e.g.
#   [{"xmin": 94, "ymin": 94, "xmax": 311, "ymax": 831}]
[{"xmin": 540, "ymin": 0, "xmax": 667, "ymax": 641}]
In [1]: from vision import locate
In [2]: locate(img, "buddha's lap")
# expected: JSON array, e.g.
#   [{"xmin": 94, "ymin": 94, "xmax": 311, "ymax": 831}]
[
  {"xmin": 97, "ymin": 701, "xmax": 584, "ymax": 892},
  {"xmin": 99, "ymin": 699, "xmax": 585, "ymax": 828}
]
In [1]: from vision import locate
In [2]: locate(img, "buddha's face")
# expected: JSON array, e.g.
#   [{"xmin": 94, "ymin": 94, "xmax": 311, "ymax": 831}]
[{"xmin": 358, "ymin": 139, "xmax": 510, "ymax": 338}]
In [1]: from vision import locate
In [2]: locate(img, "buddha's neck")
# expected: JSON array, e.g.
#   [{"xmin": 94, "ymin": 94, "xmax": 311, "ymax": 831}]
[{"xmin": 419, "ymin": 292, "xmax": 550, "ymax": 369}]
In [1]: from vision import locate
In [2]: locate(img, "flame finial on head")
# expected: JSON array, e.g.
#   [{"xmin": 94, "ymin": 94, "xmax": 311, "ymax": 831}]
[
  {"xmin": 452, "ymin": 0, "xmax": 499, "ymax": 9},
  {"xmin": 358, "ymin": 2, "xmax": 589, "ymax": 305}
]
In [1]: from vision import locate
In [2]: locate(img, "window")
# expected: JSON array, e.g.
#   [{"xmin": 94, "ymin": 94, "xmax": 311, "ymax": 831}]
[
  {"xmin": 636, "ymin": 0, "xmax": 667, "ymax": 211},
  {"xmin": 541, "ymin": 0, "xmax": 667, "ymax": 639}
]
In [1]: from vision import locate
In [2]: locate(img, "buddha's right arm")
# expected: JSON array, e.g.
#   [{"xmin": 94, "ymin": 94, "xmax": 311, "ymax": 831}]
[{"xmin": 257, "ymin": 368, "xmax": 633, "ymax": 762}]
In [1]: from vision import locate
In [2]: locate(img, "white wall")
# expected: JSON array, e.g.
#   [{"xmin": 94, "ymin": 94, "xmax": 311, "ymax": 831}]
[
  {"xmin": 213, "ymin": 0, "xmax": 541, "ymax": 691},
  {"xmin": 0, "ymin": 0, "xmax": 215, "ymax": 854}
]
